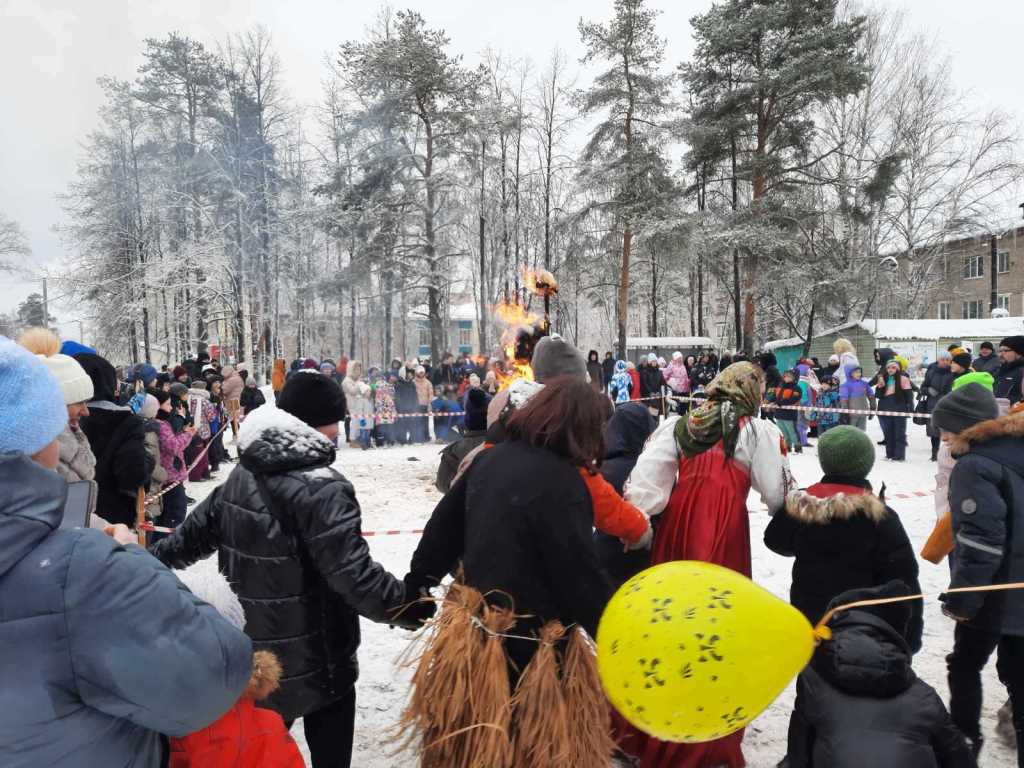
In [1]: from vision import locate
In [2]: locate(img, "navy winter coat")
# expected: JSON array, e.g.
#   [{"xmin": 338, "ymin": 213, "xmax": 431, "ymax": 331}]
[
  {"xmin": 0, "ymin": 454, "xmax": 252, "ymax": 768},
  {"xmin": 151, "ymin": 406, "xmax": 410, "ymax": 721},
  {"xmin": 787, "ymin": 584, "xmax": 974, "ymax": 768},
  {"xmin": 593, "ymin": 403, "xmax": 658, "ymax": 587},
  {"xmin": 944, "ymin": 412, "xmax": 1024, "ymax": 635}
]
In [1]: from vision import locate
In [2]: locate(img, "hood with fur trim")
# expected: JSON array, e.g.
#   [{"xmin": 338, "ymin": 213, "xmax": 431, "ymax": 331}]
[
  {"xmin": 949, "ymin": 410, "xmax": 1024, "ymax": 457},
  {"xmin": 246, "ymin": 650, "xmax": 282, "ymax": 700},
  {"xmin": 785, "ymin": 488, "xmax": 887, "ymax": 524}
]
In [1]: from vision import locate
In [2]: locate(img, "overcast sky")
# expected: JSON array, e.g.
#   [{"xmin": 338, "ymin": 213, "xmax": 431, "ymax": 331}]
[{"xmin": 1, "ymin": 0, "xmax": 1021, "ymax": 328}]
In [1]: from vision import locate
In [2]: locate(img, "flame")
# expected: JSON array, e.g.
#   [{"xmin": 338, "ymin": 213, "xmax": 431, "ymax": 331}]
[{"xmin": 492, "ymin": 299, "xmax": 541, "ymax": 391}]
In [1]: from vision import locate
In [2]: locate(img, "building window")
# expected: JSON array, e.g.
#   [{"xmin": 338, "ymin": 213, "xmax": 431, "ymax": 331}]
[
  {"xmin": 999, "ymin": 250, "xmax": 1011, "ymax": 274},
  {"xmin": 963, "ymin": 253, "xmax": 984, "ymax": 279},
  {"xmin": 962, "ymin": 300, "xmax": 984, "ymax": 319},
  {"xmin": 938, "ymin": 302, "xmax": 950, "ymax": 320},
  {"xmin": 999, "ymin": 294, "xmax": 1012, "ymax": 312},
  {"xmin": 457, "ymin": 321, "xmax": 473, "ymax": 353},
  {"xmin": 417, "ymin": 323, "xmax": 430, "ymax": 356}
]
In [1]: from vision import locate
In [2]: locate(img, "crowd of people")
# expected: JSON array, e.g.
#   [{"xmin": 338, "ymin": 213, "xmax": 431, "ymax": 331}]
[{"xmin": 4, "ymin": 325, "xmax": 1024, "ymax": 768}]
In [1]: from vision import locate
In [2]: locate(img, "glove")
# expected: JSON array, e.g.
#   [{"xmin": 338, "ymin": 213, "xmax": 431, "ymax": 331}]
[
  {"xmin": 390, "ymin": 579, "xmax": 438, "ymax": 630},
  {"xmin": 868, "ymin": 413, "xmax": 874, "ymax": 421}
]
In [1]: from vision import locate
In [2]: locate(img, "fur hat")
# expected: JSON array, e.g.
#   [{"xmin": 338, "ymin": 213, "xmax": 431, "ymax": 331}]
[
  {"xmin": 173, "ymin": 562, "xmax": 246, "ymax": 631},
  {"xmin": 817, "ymin": 425, "xmax": 875, "ymax": 480},
  {"xmin": 0, "ymin": 337, "xmax": 68, "ymax": 456},
  {"xmin": 1001, "ymin": 336, "xmax": 1024, "ymax": 356},
  {"xmin": 277, "ymin": 371, "xmax": 346, "ymax": 428},
  {"xmin": 531, "ymin": 334, "xmax": 587, "ymax": 383},
  {"xmin": 931, "ymin": 382, "xmax": 999, "ymax": 435}
]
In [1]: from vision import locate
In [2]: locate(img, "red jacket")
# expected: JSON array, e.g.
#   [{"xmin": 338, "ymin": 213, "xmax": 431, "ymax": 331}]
[
  {"xmin": 628, "ymin": 368, "xmax": 641, "ymax": 401},
  {"xmin": 170, "ymin": 651, "xmax": 304, "ymax": 768}
]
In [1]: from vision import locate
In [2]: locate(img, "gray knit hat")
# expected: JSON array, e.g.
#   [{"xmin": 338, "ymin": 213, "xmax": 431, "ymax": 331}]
[
  {"xmin": 931, "ymin": 382, "xmax": 999, "ymax": 435},
  {"xmin": 531, "ymin": 334, "xmax": 587, "ymax": 383}
]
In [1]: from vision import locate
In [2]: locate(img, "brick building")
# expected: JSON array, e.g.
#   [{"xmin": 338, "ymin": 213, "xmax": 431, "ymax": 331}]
[{"xmin": 928, "ymin": 222, "xmax": 1024, "ymax": 320}]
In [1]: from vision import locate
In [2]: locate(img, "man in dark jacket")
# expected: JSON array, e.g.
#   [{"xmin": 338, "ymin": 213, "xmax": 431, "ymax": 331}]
[
  {"xmin": 765, "ymin": 426, "xmax": 923, "ymax": 651},
  {"xmin": 73, "ymin": 351, "xmax": 152, "ymax": 526},
  {"xmin": 974, "ymin": 341, "xmax": 1002, "ymax": 377},
  {"xmin": 936, "ymin": 383, "xmax": 1024, "ymax": 761},
  {"xmin": 151, "ymin": 371, "xmax": 426, "ymax": 768},
  {"xmin": 593, "ymin": 402, "xmax": 658, "ymax": 588},
  {"xmin": 431, "ymin": 353, "xmax": 457, "ymax": 387},
  {"xmin": 602, "ymin": 351, "xmax": 615, "ymax": 390},
  {"xmin": 0, "ymin": 338, "xmax": 252, "ymax": 768},
  {"xmin": 994, "ymin": 336, "xmax": 1024, "ymax": 405},
  {"xmin": 786, "ymin": 582, "xmax": 975, "ymax": 768}
]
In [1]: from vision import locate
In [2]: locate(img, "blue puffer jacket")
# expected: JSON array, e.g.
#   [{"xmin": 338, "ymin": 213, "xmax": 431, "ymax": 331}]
[{"xmin": 0, "ymin": 454, "xmax": 253, "ymax": 768}]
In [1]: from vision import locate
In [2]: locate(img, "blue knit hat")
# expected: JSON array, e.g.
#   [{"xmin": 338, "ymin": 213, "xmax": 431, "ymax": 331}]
[
  {"xmin": 0, "ymin": 336, "xmax": 68, "ymax": 456},
  {"xmin": 59, "ymin": 339, "xmax": 96, "ymax": 357}
]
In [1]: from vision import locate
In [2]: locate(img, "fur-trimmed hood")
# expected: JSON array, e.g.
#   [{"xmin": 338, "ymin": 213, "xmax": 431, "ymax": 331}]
[
  {"xmin": 785, "ymin": 488, "xmax": 887, "ymax": 524},
  {"xmin": 949, "ymin": 411, "xmax": 1024, "ymax": 457}
]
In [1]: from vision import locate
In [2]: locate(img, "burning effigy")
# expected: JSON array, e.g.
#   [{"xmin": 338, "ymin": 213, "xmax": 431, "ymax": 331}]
[{"xmin": 491, "ymin": 268, "xmax": 559, "ymax": 390}]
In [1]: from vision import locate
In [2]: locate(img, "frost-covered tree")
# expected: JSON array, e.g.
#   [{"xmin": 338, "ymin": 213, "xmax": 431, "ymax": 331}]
[
  {"xmin": 0, "ymin": 212, "xmax": 30, "ymax": 273},
  {"xmin": 577, "ymin": 0, "xmax": 674, "ymax": 357}
]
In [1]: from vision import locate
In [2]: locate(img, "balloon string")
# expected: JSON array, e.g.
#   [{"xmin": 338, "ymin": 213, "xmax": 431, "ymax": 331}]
[{"xmin": 813, "ymin": 582, "xmax": 1024, "ymax": 643}]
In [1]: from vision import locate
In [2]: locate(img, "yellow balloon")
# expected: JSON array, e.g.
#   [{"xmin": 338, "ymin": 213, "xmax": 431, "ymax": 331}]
[{"xmin": 596, "ymin": 560, "xmax": 815, "ymax": 743}]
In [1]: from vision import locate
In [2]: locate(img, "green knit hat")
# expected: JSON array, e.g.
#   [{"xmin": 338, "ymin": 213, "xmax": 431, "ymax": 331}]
[
  {"xmin": 952, "ymin": 371, "xmax": 994, "ymax": 392},
  {"xmin": 817, "ymin": 425, "xmax": 875, "ymax": 480}
]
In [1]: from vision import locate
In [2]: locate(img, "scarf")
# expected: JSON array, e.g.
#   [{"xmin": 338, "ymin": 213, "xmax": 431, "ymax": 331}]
[{"xmin": 675, "ymin": 361, "xmax": 764, "ymax": 458}]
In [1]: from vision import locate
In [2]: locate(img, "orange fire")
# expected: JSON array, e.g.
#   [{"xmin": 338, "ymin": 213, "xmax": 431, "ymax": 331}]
[
  {"xmin": 523, "ymin": 267, "xmax": 559, "ymax": 297},
  {"xmin": 492, "ymin": 299, "xmax": 540, "ymax": 390}
]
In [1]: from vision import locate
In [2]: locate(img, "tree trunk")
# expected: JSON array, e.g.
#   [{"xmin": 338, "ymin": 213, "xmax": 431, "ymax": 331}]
[
  {"xmin": 730, "ymin": 137, "xmax": 743, "ymax": 353},
  {"xmin": 423, "ymin": 116, "xmax": 444, "ymax": 366},
  {"xmin": 697, "ymin": 253, "xmax": 705, "ymax": 338},
  {"xmin": 802, "ymin": 301, "xmax": 816, "ymax": 358},
  {"xmin": 650, "ymin": 247, "xmax": 658, "ymax": 337},
  {"xmin": 618, "ymin": 225, "xmax": 632, "ymax": 358},
  {"xmin": 478, "ymin": 137, "xmax": 488, "ymax": 353}
]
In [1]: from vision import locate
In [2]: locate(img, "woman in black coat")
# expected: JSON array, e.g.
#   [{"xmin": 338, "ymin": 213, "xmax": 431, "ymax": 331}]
[
  {"xmin": 406, "ymin": 377, "xmax": 614, "ymax": 672},
  {"xmin": 920, "ymin": 354, "xmax": 956, "ymax": 460}
]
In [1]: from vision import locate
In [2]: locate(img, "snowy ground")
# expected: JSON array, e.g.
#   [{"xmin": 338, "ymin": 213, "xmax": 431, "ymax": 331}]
[{"xmin": 184, "ymin": 416, "xmax": 1016, "ymax": 767}]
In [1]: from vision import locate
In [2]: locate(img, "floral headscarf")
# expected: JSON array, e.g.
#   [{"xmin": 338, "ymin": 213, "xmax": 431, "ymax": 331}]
[{"xmin": 675, "ymin": 361, "xmax": 765, "ymax": 459}]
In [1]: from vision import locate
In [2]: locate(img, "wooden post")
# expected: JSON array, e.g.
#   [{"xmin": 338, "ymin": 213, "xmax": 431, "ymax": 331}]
[{"xmin": 135, "ymin": 487, "xmax": 147, "ymax": 549}]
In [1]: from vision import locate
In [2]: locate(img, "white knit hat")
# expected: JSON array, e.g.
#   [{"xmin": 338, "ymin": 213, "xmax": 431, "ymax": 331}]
[
  {"xmin": 37, "ymin": 353, "xmax": 94, "ymax": 405},
  {"xmin": 139, "ymin": 393, "xmax": 159, "ymax": 419}
]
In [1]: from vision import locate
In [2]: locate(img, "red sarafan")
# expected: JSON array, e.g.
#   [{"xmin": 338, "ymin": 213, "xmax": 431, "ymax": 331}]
[{"xmin": 169, "ymin": 651, "xmax": 305, "ymax": 768}]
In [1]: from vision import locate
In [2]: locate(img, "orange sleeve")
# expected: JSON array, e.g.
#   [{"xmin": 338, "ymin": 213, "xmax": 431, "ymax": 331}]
[{"xmin": 578, "ymin": 469, "xmax": 649, "ymax": 545}]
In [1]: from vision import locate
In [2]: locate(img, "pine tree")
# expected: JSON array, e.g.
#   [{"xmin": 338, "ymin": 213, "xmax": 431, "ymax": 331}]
[
  {"xmin": 578, "ymin": 0, "xmax": 673, "ymax": 357},
  {"xmin": 683, "ymin": 0, "xmax": 867, "ymax": 353}
]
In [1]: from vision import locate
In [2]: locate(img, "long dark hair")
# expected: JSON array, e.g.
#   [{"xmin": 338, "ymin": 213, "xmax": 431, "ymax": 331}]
[{"xmin": 505, "ymin": 376, "xmax": 607, "ymax": 468}]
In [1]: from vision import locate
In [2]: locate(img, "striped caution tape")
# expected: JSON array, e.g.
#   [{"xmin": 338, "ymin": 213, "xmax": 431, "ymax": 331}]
[{"xmin": 667, "ymin": 394, "xmax": 926, "ymax": 420}]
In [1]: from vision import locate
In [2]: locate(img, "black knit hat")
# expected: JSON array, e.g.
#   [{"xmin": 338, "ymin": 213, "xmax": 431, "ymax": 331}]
[
  {"xmin": 278, "ymin": 371, "xmax": 347, "ymax": 428},
  {"xmin": 981, "ymin": 341, "xmax": 995, "ymax": 352},
  {"xmin": 465, "ymin": 388, "xmax": 488, "ymax": 432},
  {"xmin": 931, "ymin": 382, "xmax": 999, "ymax": 435},
  {"xmin": 1000, "ymin": 336, "xmax": 1024, "ymax": 356},
  {"xmin": 952, "ymin": 352, "xmax": 973, "ymax": 369}
]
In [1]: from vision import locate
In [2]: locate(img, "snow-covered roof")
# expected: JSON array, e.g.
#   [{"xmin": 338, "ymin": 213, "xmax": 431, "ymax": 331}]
[
  {"xmin": 765, "ymin": 317, "xmax": 1024, "ymax": 349},
  {"xmin": 627, "ymin": 336, "xmax": 715, "ymax": 348}
]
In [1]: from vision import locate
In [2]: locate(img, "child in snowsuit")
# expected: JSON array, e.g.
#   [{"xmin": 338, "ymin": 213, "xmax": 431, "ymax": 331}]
[
  {"xmin": 170, "ymin": 564, "xmax": 304, "ymax": 768},
  {"xmin": 764, "ymin": 426, "xmax": 922, "ymax": 648},
  {"xmin": 796, "ymin": 363, "xmax": 817, "ymax": 447},
  {"xmin": 774, "ymin": 369, "xmax": 804, "ymax": 452},
  {"xmin": 610, "ymin": 360, "xmax": 633, "ymax": 404},
  {"xmin": 810, "ymin": 377, "xmax": 841, "ymax": 435},
  {"xmin": 838, "ymin": 365, "xmax": 875, "ymax": 431},
  {"xmin": 785, "ymin": 581, "xmax": 975, "ymax": 768}
]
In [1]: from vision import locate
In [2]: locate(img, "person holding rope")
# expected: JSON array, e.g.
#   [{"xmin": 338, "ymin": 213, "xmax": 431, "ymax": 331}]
[
  {"xmin": 151, "ymin": 370, "xmax": 428, "ymax": 768},
  {"xmin": 933, "ymin": 383, "xmax": 1024, "ymax": 763}
]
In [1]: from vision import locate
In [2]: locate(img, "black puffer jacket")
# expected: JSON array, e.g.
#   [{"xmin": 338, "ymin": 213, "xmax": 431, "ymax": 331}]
[
  {"xmin": 788, "ymin": 583, "xmax": 974, "ymax": 768},
  {"xmin": 151, "ymin": 407, "xmax": 409, "ymax": 721},
  {"xmin": 944, "ymin": 412, "xmax": 1024, "ymax": 636},
  {"xmin": 408, "ymin": 440, "xmax": 612, "ymax": 671},
  {"xmin": 594, "ymin": 403, "xmax": 658, "ymax": 588},
  {"xmin": 79, "ymin": 404, "xmax": 153, "ymax": 526},
  {"xmin": 639, "ymin": 363, "xmax": 664, "ymax": 398},
  {"xmin": 764, "ymin": 480, "xmax": 923, "ymax": 651}
]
